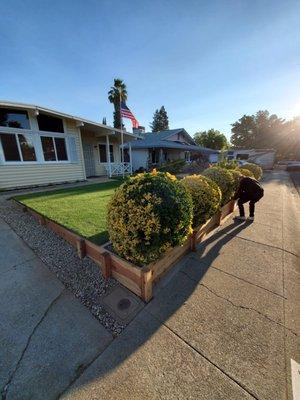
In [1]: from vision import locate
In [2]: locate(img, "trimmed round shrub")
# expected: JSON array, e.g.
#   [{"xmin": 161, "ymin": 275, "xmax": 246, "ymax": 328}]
[
  {"xmin": 107, "ymin": 171, "xmax": 193, "ymax": 265},
  {"xmin": 202, "ymin": 167, "xmax": 235, "ymax": 205},
  {"xmin": 217, "ymin": 159, "xmax": 238, "ymax": 170},
  {"xmin": 240, "ymin": 163, "xmax": 262, "ymax": 180},
  {"xmin": 229, "ymin": 169, "xmax": 243, "ymax": 191},
  {"xmin": 237, "ymin": 167, "xmax": 254, "ymax": 178},
  {"xmin": 181, "ymin": 175, "xmax": 221, "ymax": 228}
]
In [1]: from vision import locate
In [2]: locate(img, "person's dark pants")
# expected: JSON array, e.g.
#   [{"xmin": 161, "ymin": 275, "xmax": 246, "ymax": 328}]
[{"xmin": 237, "ymin": 194, "xmax": 263, "ymax": 217}]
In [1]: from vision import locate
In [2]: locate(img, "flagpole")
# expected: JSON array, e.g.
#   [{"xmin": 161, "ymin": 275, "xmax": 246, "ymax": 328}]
[{"xmin": 119, "ymin": 90, "xmax": 125, "ymax": 178}]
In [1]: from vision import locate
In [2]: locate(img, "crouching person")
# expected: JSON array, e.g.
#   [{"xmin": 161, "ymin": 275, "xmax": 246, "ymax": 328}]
[{"xmin": 234, "ymin": 176, "xmax": 264, "ymax": 221}]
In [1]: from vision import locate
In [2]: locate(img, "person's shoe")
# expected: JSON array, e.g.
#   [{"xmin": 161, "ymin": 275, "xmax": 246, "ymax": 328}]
[
  {"xmin": 235, "ymin": 216, "xmax": 246, "ymax": 221},
  {"xmin": 247, "ymin": 216, "xmax": 254, "ymax": 221}
]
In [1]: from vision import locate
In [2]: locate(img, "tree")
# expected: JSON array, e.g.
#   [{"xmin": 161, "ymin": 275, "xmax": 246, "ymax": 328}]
[
  {"xmin": 276, "ymin": 116, "xmax": 300, "ymax": 160},
  {"xmin": 230, "ymin": 110, "xmax": 285, "ymax": 149},
  {"xmin": 108, "ymin": 78, "xmax": 128, "ymax": 128},
  {"xmin": 230, "ymin": 110, "xmax": 300, "ymax": 159},
  {"xmin": 194, "ymin": 129, "xmax": 228, "ymax": 150},
  {"xmin": 230, "ymin": 115, "xmax": 256, "ymax": 148},
  {"xmin": 150, "ymin": 106, "xmax": 169, "ymax": 132}
]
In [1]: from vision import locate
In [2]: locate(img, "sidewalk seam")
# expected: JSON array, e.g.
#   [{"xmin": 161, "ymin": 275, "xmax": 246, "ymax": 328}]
[
  {"xmin": 55, "ymin": 303, "xmax": 148, "ymax": 400},
  {"xmin": 210, "ymin": 265, "xmax": 286, "ymax": 298},
  {"xmin": 156, "ymin": 319, "xmax": 259, "ymax": 399},
  {"xmin": 188, "ymin": 255, "xmax": 286, "ymax": 299},
  {"xmin": 224, "ymin": 233, "xmax": 299, "ymax": 258},
  {"xmin": 180, "ymin": 270, "xmax": 298, "ymax": 337},
  {"xmin": 1, "ymin": 289, "xmax": 66, "ymax": 400}
]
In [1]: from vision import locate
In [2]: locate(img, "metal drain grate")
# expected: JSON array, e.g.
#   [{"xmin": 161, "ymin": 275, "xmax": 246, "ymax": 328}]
[{"xmin": 117, "ymin": 298, "xmax": 131, "ymax": 311}]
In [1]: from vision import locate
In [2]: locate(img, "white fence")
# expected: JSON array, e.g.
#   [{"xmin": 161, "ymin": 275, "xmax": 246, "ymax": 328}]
[{"xmin": 105, "ymin": 162, "xmax": 132, "ymax": 177}]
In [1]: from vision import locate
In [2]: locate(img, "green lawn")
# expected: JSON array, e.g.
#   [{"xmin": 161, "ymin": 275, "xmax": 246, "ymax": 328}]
[{"xmin": 15, "ymin": 180, "xmax": 123, "ymax": 245}]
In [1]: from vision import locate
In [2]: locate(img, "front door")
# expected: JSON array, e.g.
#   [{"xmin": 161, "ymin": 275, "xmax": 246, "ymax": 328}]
[{"xmin": 82, "ymin": 142, "xmax": 96, "ymax": 177}]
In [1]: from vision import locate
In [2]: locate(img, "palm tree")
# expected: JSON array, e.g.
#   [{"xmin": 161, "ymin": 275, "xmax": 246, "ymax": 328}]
[{"xmin": 108, "ymin": 78, "xmax": 128, "ymax": 128}]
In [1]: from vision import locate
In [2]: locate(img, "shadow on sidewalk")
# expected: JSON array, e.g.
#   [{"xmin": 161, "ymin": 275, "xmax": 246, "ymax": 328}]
[{"xmin": 62, "ymin": 221, "xmax": 250, "ymax": 398}]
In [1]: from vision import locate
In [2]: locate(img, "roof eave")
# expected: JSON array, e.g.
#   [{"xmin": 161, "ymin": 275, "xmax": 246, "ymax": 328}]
[{"xmin": 0, "ymin": 100, "xmax": 138, "ymax": 138}]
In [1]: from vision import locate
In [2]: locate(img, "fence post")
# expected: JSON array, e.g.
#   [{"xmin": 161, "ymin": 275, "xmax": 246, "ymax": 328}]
[
  {"xmin": 39, "ymin": 215, "xmax": 46, "ymax": 226},
  {"xmin": 101, "ymin": 252, "xmax": 112, "ymax": 279},
  {"xmin": 190, "ymin": 230, "xmax": 197, "ymax": 252},
  {"xmin": 76, "ymin": 238, "xmax": 86, "ymax": 259},
  {"xmin": 141, "ymin": 268, "xmax": 153, "ymax": 302}
]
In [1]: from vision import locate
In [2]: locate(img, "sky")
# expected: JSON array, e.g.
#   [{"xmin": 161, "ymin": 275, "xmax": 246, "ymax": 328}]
[{"xmin": 0, "ymin": 0, "xmax": 300, "ymax": 139}]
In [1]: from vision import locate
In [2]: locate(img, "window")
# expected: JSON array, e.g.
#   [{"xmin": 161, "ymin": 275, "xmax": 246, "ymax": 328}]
[
  {"xmin": 37, "ymin": 113, "xmax": 64, "ymax": 133},
  {"xmin": 0, "ymin": 108, "xmax": 30, "ymax": 129},
  {"xmin": 41, "ymin": 136, "xmax": 68, "ymax": 162},
  {"xmin": 123, "ymin": 149, "xmax": 130, "ymax": 163},
  {"xmin": 236, "ymin": 153, "xmax": 249, "ymax": 160},
  {"xmin": 0, "ymin": 133, "xmax": 20, "ymax": 161},
  {"xmin": 55, "ymin": 137, "xmax": 68, "ymax": 160},
  {"xmin": 0, "ymin": 133, "xmax": 36, "ymax": 162},
  {"xmin": 18, "ymin": 134, "xmax": 36, "ymax": 161},
  {"xmin": 98, "ymin": 144, "xmax": 114, "ymax": 162}
]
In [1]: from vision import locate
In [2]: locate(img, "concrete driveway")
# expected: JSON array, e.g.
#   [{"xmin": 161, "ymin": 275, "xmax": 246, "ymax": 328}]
[{"xmin": 1, "ymin": 171, "xmax": 299, "ymax": 399}]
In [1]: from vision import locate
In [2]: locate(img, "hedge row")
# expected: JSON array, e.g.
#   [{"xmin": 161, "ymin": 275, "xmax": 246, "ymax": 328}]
[{"xmin": 107, "ymin": 163, "xmax": 262, "ymax": 265}]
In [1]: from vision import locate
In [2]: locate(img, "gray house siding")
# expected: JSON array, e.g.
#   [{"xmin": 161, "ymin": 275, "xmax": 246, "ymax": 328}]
[{"xmin": 132, "ymin": 149, "xmax": 148, "ymax": 171}]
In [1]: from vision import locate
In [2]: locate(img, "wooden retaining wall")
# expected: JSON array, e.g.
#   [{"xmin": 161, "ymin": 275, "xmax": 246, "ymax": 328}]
[{"xmin": 15, "ymin": 199, "xmax": 236, "ymax": 303}]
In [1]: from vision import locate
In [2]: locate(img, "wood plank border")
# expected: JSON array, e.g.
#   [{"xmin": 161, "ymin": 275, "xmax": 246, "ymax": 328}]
[{"xmin": 13, "ymin": 199, "xmax": 237, "ymax": 302}]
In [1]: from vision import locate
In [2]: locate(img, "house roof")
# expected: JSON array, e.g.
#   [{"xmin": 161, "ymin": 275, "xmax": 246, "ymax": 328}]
[
  {"xmin": 143, "ymin": 128, "xmax": 187, "ymax": 140},
  {"xmin": 124, "ymin": 129, "xmax": 219, "ymax": 154},
  {"xmin": 0, "ymin": 100, "xmax": 138, "ymax": 138}
]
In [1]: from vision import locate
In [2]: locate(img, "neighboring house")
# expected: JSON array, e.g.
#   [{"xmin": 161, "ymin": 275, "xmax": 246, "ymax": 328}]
[
  {"xmin": 123, "ymin": 128, "xmax": 219, "ymax": 171},
  {"xmin": 226, "ymin": 148, "xmax": 276, "ymax": 169},
  {"xmin": 0, "ymin": 101, "xmax": 137, "ymax": 189}
]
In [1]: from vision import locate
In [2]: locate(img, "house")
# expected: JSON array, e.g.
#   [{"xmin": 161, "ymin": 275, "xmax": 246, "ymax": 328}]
[
  {"xmin": 123, "ymin": 128, "xmax": 219, "ymax": 171},
  {"xmin": 0, "ymin": 101, "xmax": 137, "ymax": 189},
  {"xmin": 226, "ymin": 148, "xmax": 276, "ymax": 169}
]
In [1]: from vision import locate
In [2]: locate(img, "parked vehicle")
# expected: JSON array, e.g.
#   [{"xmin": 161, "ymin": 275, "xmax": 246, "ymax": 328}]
[{"xmin": 286, "ymin": 162, "xmax": 300, "ymax": 171}]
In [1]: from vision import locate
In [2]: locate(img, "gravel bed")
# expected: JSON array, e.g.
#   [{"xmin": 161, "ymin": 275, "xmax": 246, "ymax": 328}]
[{"xmin": 0, "ymin": 196, "xmax": 125, "ymax": 336}]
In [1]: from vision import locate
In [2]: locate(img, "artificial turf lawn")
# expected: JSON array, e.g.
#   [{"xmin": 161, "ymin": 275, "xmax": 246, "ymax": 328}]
[{"xmin": 15, "ymin": 180, "xmax": 123, "ymax": 245}]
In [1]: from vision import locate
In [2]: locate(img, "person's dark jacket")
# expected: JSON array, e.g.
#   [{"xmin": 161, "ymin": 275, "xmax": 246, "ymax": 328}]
[{"xmin": 234, "ymin": 177, "xmax": 264, "ymax": 200}]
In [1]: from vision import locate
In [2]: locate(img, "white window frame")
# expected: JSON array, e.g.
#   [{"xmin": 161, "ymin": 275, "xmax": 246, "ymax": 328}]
[
  {"xmin": 98, "ymin": 142, "xmax": 114, "ymax": 163},
  {"xmin": 0, "ymin": 108, "xmax": 32, "ymax": 130},
  {"xmin": 0, "ymin": 128, "xmax": 71, "ymax": 165},
  {"xmin": 40, "ymin": 133, "xmax": 70, "ymax": 164},
  {"xmin": 36, "ymin": 113, "xmax": 66, "ymax": 134},
  {"xmin": 0, "ymin": 130, "xmax": 38, "ymax": 165}
]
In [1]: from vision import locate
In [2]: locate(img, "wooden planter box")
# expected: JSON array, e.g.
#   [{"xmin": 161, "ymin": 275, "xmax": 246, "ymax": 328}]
[
  {"xmin": 220, "ymin": 199, "xmax": 236, "ymax": 222},
  {"xmin": 15, "ymin": 199, "xmax": 236, "ymax": 303},
  {"xmin": 101, "ymin": 237, "xmax": 191, "ymax": 302}
]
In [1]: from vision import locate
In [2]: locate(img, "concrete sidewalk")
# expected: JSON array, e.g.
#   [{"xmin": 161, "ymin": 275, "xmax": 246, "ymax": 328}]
[
  {"xmin": 62, "ymin": 171, "xmax": 300, "ymax": 400},
  {"xmin": 1, "ymin": 171, "xmax": 299, "ymax": 399},
  {"xmin": 0, "ymin": 220, "xmax": 113, "ymax": 399}
]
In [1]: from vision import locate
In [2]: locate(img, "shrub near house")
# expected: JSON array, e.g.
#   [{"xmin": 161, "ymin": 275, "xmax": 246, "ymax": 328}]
[
  {"xmin": 237, "ymin": 168, "xmax": 254, "ymax": 178},
  {"xmin": 107, "ymin": 170, "xmax": 193, "ymax": 265},
  {"xmin": 202, "ymin": 167, "xmax": 235, "ymax": 205},
  {"xmin": 181, "ymin": 175, "xmax": 221, "ymax": 228},
  {"xmin": 229, "ymin": 169, "xmax": 243, "ymax": 191},
  {"xmin": 108, "ymin": 166, "xmax": 241, "ymax": 267},
  {"xmin": 240, "ymin": 163, "xmax": 263, "ymax": 180}
]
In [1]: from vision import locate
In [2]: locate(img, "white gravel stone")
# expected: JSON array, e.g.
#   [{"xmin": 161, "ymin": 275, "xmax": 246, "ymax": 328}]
[{"xmin": 0, "ymin": 195, "xmax": 125, "ymax": 336}]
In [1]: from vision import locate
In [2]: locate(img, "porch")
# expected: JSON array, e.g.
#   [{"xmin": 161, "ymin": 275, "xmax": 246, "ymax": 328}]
[
  {"xmin": 148, "ymin": 148, "xmax": 192, "ymax": 167},
  {"xmin": 80, "ymin": 122, "xmax": 135, "ymax": 178}
]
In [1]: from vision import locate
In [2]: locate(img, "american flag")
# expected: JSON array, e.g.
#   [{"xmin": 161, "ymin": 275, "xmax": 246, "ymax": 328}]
[{"xmin": 120, "ymin": 101, "xmax": 139, "ymax": 128}]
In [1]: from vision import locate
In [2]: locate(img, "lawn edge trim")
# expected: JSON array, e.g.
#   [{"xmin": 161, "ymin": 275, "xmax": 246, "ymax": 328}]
[{"xmin": 13, "ymin": 199, "xmax": 236, "ymax": 302}]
